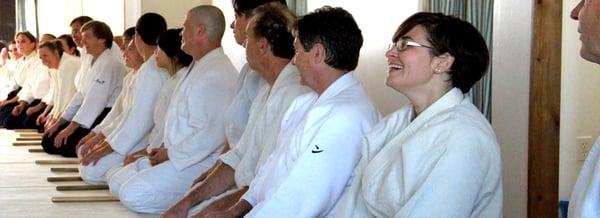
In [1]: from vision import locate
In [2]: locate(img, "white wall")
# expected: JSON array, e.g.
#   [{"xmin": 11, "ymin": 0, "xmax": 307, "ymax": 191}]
[
  {"xmin": 491, "ymin": 0, "xmax": 532, "ymax": 217},
  {"xmin": 36, "ymin": 0, "xmax": 124, "ymax": 38},
  {"xmin": 559, "ymin": 0, "xmax": 600, "ymax": 201},
  {"xmin": 306, "ymin": 0, "xmax": 417, "ymax": 115},
  {"xmin": 136, "ymin": 0, "xmax": 212, "ymax": 29}
]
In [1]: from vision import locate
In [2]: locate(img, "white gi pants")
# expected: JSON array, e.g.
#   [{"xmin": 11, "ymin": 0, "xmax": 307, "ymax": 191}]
[
  {"xmin": 106, "ymin": 155, "xmax": 217, "ymax": 214},
  {"xmin": 78, "ymin": 141, "xmax": 147, "ymax": 185}
]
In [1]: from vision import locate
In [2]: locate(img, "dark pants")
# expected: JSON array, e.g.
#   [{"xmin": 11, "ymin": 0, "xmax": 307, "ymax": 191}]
[
  {"xmin": 0, "ymin": 87, "xmax": 22, "ymax": 128},
  {"xmin": 42, "ymin": 108, "xmax": 111, "ymax": 157},
  {"xmin": 2, "ymin": 99, "xmax": 45, "ymax": 129}
]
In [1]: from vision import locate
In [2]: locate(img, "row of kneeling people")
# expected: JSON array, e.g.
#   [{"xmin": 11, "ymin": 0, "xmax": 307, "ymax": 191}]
[{"xmin": 0, "ymin": 1, "xmax": 503, "ymax": 217}]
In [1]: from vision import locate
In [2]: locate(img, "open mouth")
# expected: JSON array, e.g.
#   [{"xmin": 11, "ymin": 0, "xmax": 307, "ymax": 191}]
[{"xmin": 389, "ymin": 63, "xmax": 403, "ymax": 71}]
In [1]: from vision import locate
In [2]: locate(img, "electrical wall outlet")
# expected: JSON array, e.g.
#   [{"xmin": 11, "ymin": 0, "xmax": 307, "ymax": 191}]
[{"xmin": 577, "ymin": 136, "xmax": 593, "ymax": 161}]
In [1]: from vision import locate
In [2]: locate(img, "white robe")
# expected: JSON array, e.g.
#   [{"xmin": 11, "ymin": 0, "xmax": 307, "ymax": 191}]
[
  {"xmin": 105, "ymin": 67, "xmax": 185, "ymax": 194},
  {"xmin": 111, "ymin": 47, "xmax": 237, "ymax": 214},
  {"xmin": 568, "ymin": 137, "xmax": 600, "ymax": 217},
  {"xmin": 224, "ymin": 63, "xmax": 264, "ymax": 148},
  {"xmin": 12, "ymin": 51, "xmax": 45, "ymax": 89},
  {"xmin": 45, "ymin": 54, "xmax": 80, "ymax": 119},
  {"xmin": 221, "ymin": 63, "xmax": 309, "ymax": 187},
  {"xmin": 14, "ymin": 51, "xmax": 49, "ymax": 103},
  {"xmin": 0, "ymin": 59, "xmax": 19, "ymax": 98},
  {"xmin": 105, "ymin": 55, "xmax": 167, "ymax": 155},
  {"xmin": 79, "ymin": 56, "xmax": 167, "ymax": 184},
  {"xmin": 91, "ymin": 72, "xmax": 135, "ymax": 135},
  {"xmin": 146, "ymin": 67, "xmax": 187, "ymax": 151},
  {"xmin": 242, "ymin": 73, "xmax": 380, "ymax": 217},
  {"xmin": 334, "ymin": 88, "xmax": 503, "ymax": 218},
  {"xmin": 62, "ymin": 49, "xmax": 124, "ymax": 128},
  {"xmin": 188, "ymin": 63, "xmax": 309, "ymax": 215}
]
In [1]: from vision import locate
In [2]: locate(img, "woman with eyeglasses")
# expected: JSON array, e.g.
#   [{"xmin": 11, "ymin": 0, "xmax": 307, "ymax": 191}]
[{"xmin": 334, "ymin": 12, "xmax": 502, "ymax": 217}]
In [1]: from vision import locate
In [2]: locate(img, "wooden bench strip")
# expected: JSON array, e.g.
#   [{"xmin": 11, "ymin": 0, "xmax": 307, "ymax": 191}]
[
  {"xmin": 56, "ymin": 184, "xmax": 109, "ymax": 191},
  {"xmin": 51, "ymin": 196, "xmax": 118, "ymax": 202},
  {"xmin": 36, "ymin": 159, "xmax": 80, "ymax": 165},
  {"xmin": 50, "ymin": 167, "xmax": 79, "ymax": 173},
  {"xmin": 13, "ymin": 141, "xmax": 42, "ymax": 146},
  {"xmin": 47, "ymin": 176, "xmax": 83, "ymax": 182},
  {"xmin": 28, "ymin": 148, "xmax": 44, "ymax": 153}
]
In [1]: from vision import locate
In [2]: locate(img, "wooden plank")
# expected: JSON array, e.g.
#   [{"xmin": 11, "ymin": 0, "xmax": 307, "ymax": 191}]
[
  {"xmin": 52, "ymin": 196, "xmax": 118, "ymax": 202},
  {"xmin": 16, "ymin": 137, "xmax": 42, "ymax": 141},
  {"xmin": 56, "ymin": 184, "xmax": 108, "ymax": 191},
  {"xmin": 13, "ymin": 141, "xmax": 41, "ymax": 146},
  {"xmin": 47, "ymin": 176, "xmax": 83, "ymax": 182},
  {"xmin": 36, "ymin": 159, "xmax": 80, "ymax": 165},
  {"xmin": 28, "ymin": 148, "xmax": 44, "ymax": 153},
  {"xmin": 14, "ymin": 129, "xmax": 39, "ymax": 133},
  {"xmin": 50, "ymin": 167, "xmax": 79, "ymax": 173},
  {"xmin": 529, "ymin": 0, "xmax": 561, "ymax": 217},
  {"xmin": 19, "ymin": 133, "xmax": 44, "ymax": 137}
]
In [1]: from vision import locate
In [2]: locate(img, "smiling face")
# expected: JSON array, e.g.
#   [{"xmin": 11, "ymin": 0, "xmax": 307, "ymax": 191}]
[
  {"xmin": 122, "ymin": 40, "xmax": 143, "ymax": 70},
  {"xmin": 15, "ymin": 34, "xmax": 36, "ymax": 56},
  {"xmin": 71, "ymin": 22, "xmax": 83, "ymax": 48},
  {"xmin": 571, "ymin": 0, "xmax": 600, "ymax": 63},
  {"xmin": 385, "ymin": 25, "xmax": 439, "ymax": 94},
  {"xmin": 38, "ymin": 46, "xmax": 60, "ymax": 69}
]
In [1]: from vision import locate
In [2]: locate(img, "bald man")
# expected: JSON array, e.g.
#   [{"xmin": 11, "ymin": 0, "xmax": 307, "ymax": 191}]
[{"xmin": 106, "ymin": 6, "xmax": 238, "ymax": 214}]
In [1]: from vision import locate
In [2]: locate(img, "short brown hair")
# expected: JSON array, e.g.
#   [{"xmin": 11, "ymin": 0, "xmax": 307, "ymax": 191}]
[{"xmin": 81, "ymin": 21, "xmax": 113, "ymax": 48}]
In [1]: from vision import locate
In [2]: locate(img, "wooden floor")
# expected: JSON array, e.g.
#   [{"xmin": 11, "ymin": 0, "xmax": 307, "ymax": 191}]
[{"xmin": 0, "ymin": 128, "xmax": 157, "ymax": 217}]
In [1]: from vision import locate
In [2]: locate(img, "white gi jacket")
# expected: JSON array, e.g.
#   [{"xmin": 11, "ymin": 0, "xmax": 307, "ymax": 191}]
[
  {"xmin": 224, "ymin": 63, "xmax": 264, "ymax": 148},
  {"xmin": 45, "ymin": 54, "xmax": 80, "ymax": 119},
  {"xmin": 220, "ymin": 63, "xmax": 309, "ymax": 187},
  {"xmin": 105, "ymin": 55, "xmax": 168, "ymax": 155},
  {"xmin": 146, "ymin": 67, "xmax": 186, "ymax": 152},
  {"xmin": 334, "ymin": 88, "xmax": 503, "ymax": 218},
  {"xmin": 242, "ymin": 73, "xmax": 380, "ymax": 217},
  {"xmin": 162, "ymin": 47, "xmax": 237, "ymax": 171},
  {"xmin": 14, "ymin": 51, "xmax": 49, "ymax": 103},
  {"xmin": 13, "ymin": 51, "xmax": 45, "ymax": 89},
  {"xmin": 62, "ymin": 49, "xmax": 125, "ymax": 128},
  {"xmin": 0, "ymin": 59, "xmax": 19, "ymax": 98},
  {"xmin": 569, "ymin": 137, "xmax": 600, "ymax": 217},
  {"xmin": 91, "ymin": 72, "xmax": 135, "ymax": 135}
]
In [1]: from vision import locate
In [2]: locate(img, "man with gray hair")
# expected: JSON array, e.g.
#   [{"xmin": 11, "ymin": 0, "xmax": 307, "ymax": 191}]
[{"xmin": 107, "ymin": 5, "xmax": 238, "ymax": 214}]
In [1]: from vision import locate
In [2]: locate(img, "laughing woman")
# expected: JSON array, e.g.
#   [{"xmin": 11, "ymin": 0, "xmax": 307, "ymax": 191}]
[{"xmin": 335, "ymin": 12, "xmax": 502, "ymax": 217}]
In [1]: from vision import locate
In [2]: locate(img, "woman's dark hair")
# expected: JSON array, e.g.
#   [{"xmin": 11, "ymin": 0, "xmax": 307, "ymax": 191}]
[
  {"xmin": 58, "ymin": 34, "xmax": 80, "ymax": 57},
  {"xmin": 157, "ymin": 28, "xmax": 192, "ymax": 67},
  {"xmin": 39, "ymin": 39, "xmax": 65, "ymax": 58},
  {"xmin": 393, "ymin": 12, "xmax": 489, "ymax": 93}
]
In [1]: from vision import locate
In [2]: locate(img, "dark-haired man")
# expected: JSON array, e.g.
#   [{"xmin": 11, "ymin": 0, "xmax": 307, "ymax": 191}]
[
  {"xmin": 42, "ymin": 21, "xmax": 125, "ymax": 157},
  {"xmin": 207, "ymin": 6, "xmax": 380, "ymax": 217}
]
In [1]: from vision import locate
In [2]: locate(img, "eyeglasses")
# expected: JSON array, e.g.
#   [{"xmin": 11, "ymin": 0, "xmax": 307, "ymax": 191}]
[{"xmin": 388, "ymin": 38, "xmax": 433, "ymax": 52}]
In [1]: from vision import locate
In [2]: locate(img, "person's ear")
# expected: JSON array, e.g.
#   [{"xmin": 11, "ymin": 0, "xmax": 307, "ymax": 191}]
[
  {"xmin": 258, "ymin": 37, "xmax": 269, "ymax": 55},
  {"xmin": 311, "ymin": 43, "xmax": 326, "ymax": 64},
  {"xmin": 432, "ymin": 52, "xmax": 455, "ymax": 74}
]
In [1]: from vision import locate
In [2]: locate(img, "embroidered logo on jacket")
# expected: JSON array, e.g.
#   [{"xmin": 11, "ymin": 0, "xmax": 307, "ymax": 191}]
[
  {"xmin": 95, "ymin": 79, "xmax": 105, "ymax": 84},
  {"xmin": 311, "ymin": 145, "xmax": 323, "ymax": 153}
]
